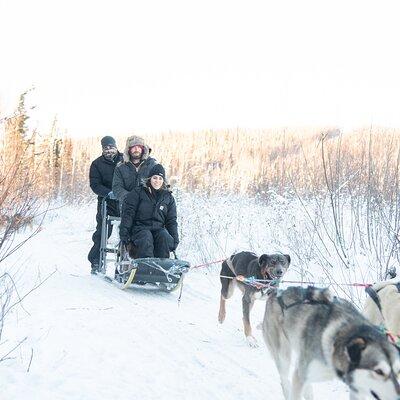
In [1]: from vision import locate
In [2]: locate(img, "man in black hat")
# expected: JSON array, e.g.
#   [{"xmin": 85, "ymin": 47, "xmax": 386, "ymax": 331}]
[{"xmin": 88, "ymin": 136, "xmax": 123, "ymax": 274}]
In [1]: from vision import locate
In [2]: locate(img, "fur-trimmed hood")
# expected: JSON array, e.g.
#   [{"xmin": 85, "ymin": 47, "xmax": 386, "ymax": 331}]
[{"xmin": 123, "ymin": 135, "xmax": 151, "ymax": 163}]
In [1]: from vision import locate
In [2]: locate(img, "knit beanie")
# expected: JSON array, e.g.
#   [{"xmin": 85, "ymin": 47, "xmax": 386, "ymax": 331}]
[
  {"xmin": 101, "ymin": 136, "xmax": 116, "ymax": 148},
  {"xmin": 149, "ymin": 164, "xmax": 166, "ymax": 179}
]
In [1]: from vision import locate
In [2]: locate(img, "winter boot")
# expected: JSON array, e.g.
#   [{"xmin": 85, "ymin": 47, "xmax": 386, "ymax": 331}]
[{"xmin": 91, "ymin": 263, "xmax": 99, "ymax": 274}]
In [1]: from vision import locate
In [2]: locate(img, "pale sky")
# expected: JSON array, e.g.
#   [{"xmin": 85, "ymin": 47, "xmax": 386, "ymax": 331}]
[{"xmin": 0, "ymin": 0, "xmax": 399, "ymax": 137}]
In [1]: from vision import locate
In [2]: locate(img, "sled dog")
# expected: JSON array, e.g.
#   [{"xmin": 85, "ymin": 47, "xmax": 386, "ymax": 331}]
[
  {"xmin": 364, "ymin": 281, "xmax": 400, "ymax": 337},
  {"xmin": 262, "ymin": 286, "xmax": 400, "ymax": 400},
  {"xmin": 218, "ymin": 251, "xmax": 290, "ymax": 347}
]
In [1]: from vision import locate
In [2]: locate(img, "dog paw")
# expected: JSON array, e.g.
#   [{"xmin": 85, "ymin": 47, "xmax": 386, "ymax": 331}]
[
  {"xmin": 218, "ymin": 311, "xmax": 226, "ymax": 324},
  {"xmin": 246, "ymin": 336, "xmax": 258, "ymax": 348}
]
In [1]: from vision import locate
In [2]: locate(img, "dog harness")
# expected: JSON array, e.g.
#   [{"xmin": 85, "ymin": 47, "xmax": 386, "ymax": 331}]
[
  {"xmin": 276, "ymin": 286, "xmax": 335, "ymax": 312},
  {"xmin": 226, "ymin": 256, "xmax": 276, "ymax": 294}
]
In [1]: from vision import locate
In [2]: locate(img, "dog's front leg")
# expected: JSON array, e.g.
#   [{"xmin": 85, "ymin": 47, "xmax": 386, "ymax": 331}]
[
  {"xmin": 289, "ymin": 369, "xmax": 306, "ymax": 400},
  {"xmin": 218, "ymin": 275, "xmax": 235, "ymax": 324},
  {"xmin": 242, "ymin": 295, "xmax": 257, "ymax": 347},
  {"xmin": 218, "ymin": 295, "xmax": 227, "ymax": 323}
]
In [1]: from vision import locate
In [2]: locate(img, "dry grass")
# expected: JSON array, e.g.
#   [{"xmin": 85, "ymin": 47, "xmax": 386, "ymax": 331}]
[
  {"xmin": 69, "ymin": 127, "xmax": 400, "ymax": 201},
  {"xmin": 1, "ymin": 95, "xmax": 400, "ymax": 202}
]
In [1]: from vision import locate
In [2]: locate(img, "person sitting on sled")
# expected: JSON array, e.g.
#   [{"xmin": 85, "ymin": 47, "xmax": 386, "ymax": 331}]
[{"xmin": 119, "ymin": 164, "xmax": 179, "ymax": 259}]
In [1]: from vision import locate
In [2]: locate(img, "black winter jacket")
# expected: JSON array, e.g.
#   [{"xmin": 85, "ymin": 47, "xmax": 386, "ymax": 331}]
[
  {"xmin": 89, "ymin": 153, "xmax": 123, "ymax": 199},
  {"xmin": 119, "ymin": 185, "xmax": 179, "ymax": 245},
  {"xmin": 112, "ymin": 158, "xmax": 157, "ymax": 202}
]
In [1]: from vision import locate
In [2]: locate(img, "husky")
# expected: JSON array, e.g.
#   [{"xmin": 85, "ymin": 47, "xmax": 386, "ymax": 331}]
[
  {"xmin": 364, "ymin": 268, "xmax": 400, "ymax": 336},
  {"xmin": 218, "ymin": 251, "xmax": 290, "ymax": 347},
  {"xmin": 262, "ymin": 286, "xmax": 400, "ymax": 400}
]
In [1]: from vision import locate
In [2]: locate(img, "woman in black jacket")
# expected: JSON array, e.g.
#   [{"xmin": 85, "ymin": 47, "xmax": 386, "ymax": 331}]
[{"xmin": 119, "ymin": 164, "xmax": 179, "ymax": 258}]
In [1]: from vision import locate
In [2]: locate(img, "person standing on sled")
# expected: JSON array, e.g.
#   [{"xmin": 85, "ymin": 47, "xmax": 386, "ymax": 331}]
[
  {"xmin": 112, "ymin": 135, "xmax": 157, "ymax": 203},
  {"xmin": 88, "ymin": 136, "xmax": 123, "ymax": 274},
  {"xmin": 119, "ymin": 164, "xmax": 179, "ymax": 259}
]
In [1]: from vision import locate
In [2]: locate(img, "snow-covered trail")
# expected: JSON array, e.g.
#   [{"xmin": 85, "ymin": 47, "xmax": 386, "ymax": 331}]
[{"xmin": 1, "ymin": 203, "xmax": 349, "ymax": 399}]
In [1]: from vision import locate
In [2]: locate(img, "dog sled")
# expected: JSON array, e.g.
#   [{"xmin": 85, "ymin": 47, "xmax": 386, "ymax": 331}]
[{"xmin": 98, "ymin": 196, "xmax": 190, "ymax": 291}]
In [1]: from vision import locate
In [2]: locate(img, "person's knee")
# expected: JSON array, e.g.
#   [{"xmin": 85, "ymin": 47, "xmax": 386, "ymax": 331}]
[
  {"xmin": 135, "ymin": 230, "xmax": 153, "ymax": 242},
  {"xmin": 159, "ymin": 231, "xmax": 169, "ymax": 241},
  {"xmin": 133, "ymin": 230, "xmax": 154, "ymax": 249},
  {"xmin": 157, "ymin": 231, "xmax": 174, "ymax": 248},
  {"xmin": 156, "ymin": 229, "xmax": 172, "ymax": 242}
]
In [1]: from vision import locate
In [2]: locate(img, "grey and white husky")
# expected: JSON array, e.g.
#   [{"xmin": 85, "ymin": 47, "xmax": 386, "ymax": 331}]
[{"xmin": 262, "ymin": 286, "xmax": 400, "ymax": 400}]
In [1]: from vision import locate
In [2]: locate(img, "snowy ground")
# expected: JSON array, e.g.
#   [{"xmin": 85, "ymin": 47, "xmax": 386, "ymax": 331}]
[{"xmin": 0, "ymin": 197, "xmax": 352, "ymax": 399}]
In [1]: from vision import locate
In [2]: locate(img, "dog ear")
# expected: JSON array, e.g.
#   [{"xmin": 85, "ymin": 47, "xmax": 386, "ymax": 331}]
[
  {"xmin": 258, "ymin": 254, "xmax": 270, "ymax": 268},
  {"xmin": 346, "ymin": 337, "xmax": 366, "ymax": 365},
  {"xmin": 284, "ymin": 254, "xmax": 291, "ymax": 265}
]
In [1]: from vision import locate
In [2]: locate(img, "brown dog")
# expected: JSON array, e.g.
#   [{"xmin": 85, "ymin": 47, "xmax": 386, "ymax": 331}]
[{"xmin": 218, "ymin": 251, "xmax": 290, "ymax": 347}]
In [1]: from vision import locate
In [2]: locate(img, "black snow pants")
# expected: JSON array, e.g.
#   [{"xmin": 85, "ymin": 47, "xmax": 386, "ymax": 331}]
[
  {"xmin": 88, "ymin": 199, "xmax": 120, "ymax": 265},
  {"xmin": 132, "ymin": 228, "xmax": 174, "ymax": 259}
]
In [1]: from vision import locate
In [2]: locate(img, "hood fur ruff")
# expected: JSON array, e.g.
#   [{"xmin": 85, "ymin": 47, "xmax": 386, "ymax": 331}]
[{"xmin": 123, "ymin": 135, "xmax": 150, "ymax": 162}]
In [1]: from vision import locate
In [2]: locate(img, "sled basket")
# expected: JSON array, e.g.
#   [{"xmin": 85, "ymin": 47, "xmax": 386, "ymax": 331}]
[{"xmin": 122, "ymin": 257, "xmax": 190, "ymax": 285}]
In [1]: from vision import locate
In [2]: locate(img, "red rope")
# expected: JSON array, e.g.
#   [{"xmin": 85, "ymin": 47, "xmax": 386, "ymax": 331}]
[
  {"xmin": 191, "ymin": 258, "xmax": 226, "ymax": 269},
  {"xmin": 281, "ymin": 280, "xmax": 372, "ymax": 288},
  {"xmin": 189, "ymin": 257, "xmax": 373, "ymax": 288}
]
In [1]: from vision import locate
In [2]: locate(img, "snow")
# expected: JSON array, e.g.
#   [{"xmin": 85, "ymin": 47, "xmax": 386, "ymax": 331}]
[{"xmin": 0, "ymin": 196, "xmax": 352, "ymax": 399}]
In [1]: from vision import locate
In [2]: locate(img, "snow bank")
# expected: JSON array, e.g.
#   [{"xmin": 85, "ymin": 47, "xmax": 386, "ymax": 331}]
[{"xmin": 0, "ymin": 194, "xmax": 365, "ymax": 399}]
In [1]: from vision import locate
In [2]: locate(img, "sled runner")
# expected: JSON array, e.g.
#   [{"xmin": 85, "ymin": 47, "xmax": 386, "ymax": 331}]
[{"xmin": 98, "ymin": 196, "xmax": 190, "ymax": 290}]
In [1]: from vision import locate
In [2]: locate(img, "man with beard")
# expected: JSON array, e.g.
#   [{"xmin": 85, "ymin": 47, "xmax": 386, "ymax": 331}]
[
  {"xmin": 112, "ymin": 135, "xmax": 158, "ymax": 203},
  {"xmin": 88, "ymin": 136, "xmax": 123, "ymax": 274}
]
